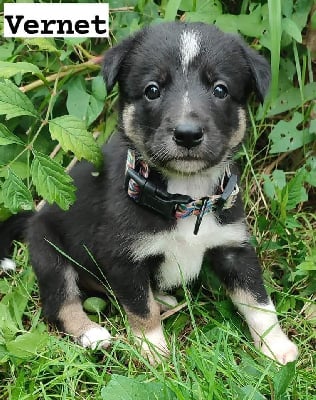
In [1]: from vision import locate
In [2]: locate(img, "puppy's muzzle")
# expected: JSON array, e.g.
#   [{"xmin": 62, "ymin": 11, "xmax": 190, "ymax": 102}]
[{"xmin": 173, "ymin": 122, "xmax": 203, "ymax": 149}]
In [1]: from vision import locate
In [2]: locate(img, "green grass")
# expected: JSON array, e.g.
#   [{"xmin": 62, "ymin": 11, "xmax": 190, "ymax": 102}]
[
  {"xmin": 1, "ymin": 1, "xmax": 316, "ymax": 399},
  {"xmin": 0, "ymin": 215, "xmax": 315, "ymax": 400}
]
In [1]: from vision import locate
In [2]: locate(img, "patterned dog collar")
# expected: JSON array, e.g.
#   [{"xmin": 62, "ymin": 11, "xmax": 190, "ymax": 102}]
[{"xmin": 125, "ymin": 149, "xmax": 239, "ymax": 234}]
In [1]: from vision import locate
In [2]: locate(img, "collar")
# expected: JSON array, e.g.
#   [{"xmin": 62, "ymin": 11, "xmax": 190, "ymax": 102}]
[{"xmin": 124, "ymin": 149, "xmax": 239, "ymax": 235}]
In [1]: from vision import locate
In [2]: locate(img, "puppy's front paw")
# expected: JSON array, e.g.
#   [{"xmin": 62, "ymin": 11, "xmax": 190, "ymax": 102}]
[
  {"xmin": 78, "ymin": 326, "xmax": 111, "ymax": 350},
  {"xmin": 136, "ymin": 326, "xmax": 169, "ymax": 365},
  {"xmin": 259, "ymin": 334, "xmax": 298, "ymax": 365}
]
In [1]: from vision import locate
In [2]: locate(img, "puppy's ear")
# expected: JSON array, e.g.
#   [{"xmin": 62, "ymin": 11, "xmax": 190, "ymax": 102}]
[
  {"xmin": 102, "ymin": 34, "xmax": 138, "ymax": 93},
  {"xmin": 242, "ymin": 45, "xmax": 271, "ymax": 103}
]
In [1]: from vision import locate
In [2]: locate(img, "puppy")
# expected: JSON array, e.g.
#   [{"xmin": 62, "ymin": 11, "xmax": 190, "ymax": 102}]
[{"xmin": 0, "ymin": 22, "xmax": 298, "ymax": 365}]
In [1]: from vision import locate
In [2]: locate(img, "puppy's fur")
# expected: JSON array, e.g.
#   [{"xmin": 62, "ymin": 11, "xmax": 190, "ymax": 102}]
[{"xmin": 0, "ymin": 22, "xmax": 298, "ymax": 364}]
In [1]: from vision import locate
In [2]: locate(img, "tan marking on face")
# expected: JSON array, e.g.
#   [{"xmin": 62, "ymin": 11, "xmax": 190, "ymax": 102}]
[
  {"xmin": 229, "ymin": 108, "xmax": 247, "ymax": 148},
  {"xmin": 122, "ymin": 104, "xmax": 148, "ymax": 154}
]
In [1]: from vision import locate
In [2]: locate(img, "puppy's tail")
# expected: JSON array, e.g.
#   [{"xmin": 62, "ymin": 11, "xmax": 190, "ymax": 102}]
[{"xmin": 0, "ymin": 211, "xmax": 33, "ymax": 271}]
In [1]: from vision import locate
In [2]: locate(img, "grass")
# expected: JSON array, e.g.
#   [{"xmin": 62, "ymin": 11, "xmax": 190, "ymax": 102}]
[
  {"xmin": 1, "ymin": 1, "xmax": 316, "ymax": 398},
  {"xmin": 0, "ymin": 199, "xmax": 315, "ymax": 400}
]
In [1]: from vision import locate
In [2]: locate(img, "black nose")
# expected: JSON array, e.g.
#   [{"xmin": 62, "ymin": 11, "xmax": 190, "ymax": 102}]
[{"xmin": 173, "ymin": 123, "xmax": 203, "ymax": 149}]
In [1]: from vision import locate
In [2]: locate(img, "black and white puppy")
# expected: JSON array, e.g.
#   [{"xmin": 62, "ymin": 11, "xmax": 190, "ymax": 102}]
[{"xmin": 0, "ymin": 22, "xmax": 298, "ymax": 365}]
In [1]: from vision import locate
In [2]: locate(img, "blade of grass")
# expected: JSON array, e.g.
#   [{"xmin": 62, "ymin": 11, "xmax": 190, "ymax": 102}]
[{"xmin": 268, "ymin": 0, "xmax": 282, "ymax": 100}]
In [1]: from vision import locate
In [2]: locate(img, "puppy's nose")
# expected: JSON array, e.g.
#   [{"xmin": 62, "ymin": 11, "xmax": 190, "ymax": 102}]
[{"xmin": 173, "ymin": 123, "xmax": 203, "ymax": 149}]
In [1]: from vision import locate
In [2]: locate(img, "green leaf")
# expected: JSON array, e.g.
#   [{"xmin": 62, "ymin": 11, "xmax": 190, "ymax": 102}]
[
  {"xmin": 24, "ymin": 38, "xmax": 58, "ymax": 53},
  {"xmin": 67, "ymin": 76, "xmax": 106, "ymax": 126},
  {"xmin": 0, "ymin": 80, "xmax": 39, "ymax": 120},
  {"xmin": 286, "ymin": 169, "xmax": 308, "ymax": 209},
  {"xmin": 195, "ymin": 0, "xmax": 222, "ymax": 14},
  {"xmin": 273, "ymin": 362, "xmax": 296, "ymax": 397},
  {"xmin": 83, "ymin": 297, "xmax": 107, "ymax": 313},
  {"xmin": 186, "ymin": 1, "xmax": 222, "ymax": 24},
  {"xmin": 233, "ymin": 385, "xmax": 266, "ymax": 400},
  {"xmin": 1, "ymin": 169, "xmax": 33, "ymax": 213},
  {"xmin": 282, "ymin": 17, "xmax": 302, "ymax": 43},
  {"xmin": 0, "ymin": 303, "xmax": 19, "ymax": 341},
  {"xmin": 66, "ymin": 77, "xmax": 90, "ymax": 122},
  {"xmin": 6, "ymin": 331, "xmax": 49, "ymax": 359},
  {"xmin": 31, "ymin": 152, "xmax": 76, "ymax": 210},
  {"xmin": 49, "ymin": 115, "xmax": 102, "ymax": 166},
  {"xmin": 0, "ymin": 61, "xmax": 42, "ymax": 79},
  {"xmin": 215, "ymin": 14, "xmax": 238, "ymax": 33},
  {"xmin": 296, "ymin": 250, "xmax": 316, "ymax": 271},
  {"xmin": 91, "ymin": 75, "xmax": 107, "ymax": 101},
  {"xmin": 101, "ymin": 375, "xmax": 176, "ymax": 400},
  {"xmin": 0, "ymin": 123, "xmax": 24, "ymax": 146},
  {"xmin": 164, "ymin": 0, "xmax": 181, "ymax": 21},
  {"xmin": 311, "ymin": 10, "xmax": 316, "ymax": 29},
  {"xmin": 257, "ymin": 82, "xmax": 316, "ymax": 119},
  {"xmin": 269, "ymin": 112, "xmax": 315, "ymax": 153}
]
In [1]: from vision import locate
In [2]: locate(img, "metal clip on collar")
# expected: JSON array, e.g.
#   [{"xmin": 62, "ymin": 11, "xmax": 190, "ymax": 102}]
[{"xmin": 215, "ymin": 174, "xmax": 238, "ymax": 212}]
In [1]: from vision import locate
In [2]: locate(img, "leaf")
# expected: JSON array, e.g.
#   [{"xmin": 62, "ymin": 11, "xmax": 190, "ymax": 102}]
[
  {"xmin": 164, "ymin": 0, "xmax": 181, "ymax": 21},
  {"xmin": 0, "ymin": 80, "xmax": 39, "ymax": 120},
  {"xmin": 66, "ymin": 76, "xmax": 90, "ymax": 122},
  {"xmin": 282, "ymin": 18, "xmax": 302, "ymax": 43},
  {"xmin": 1, "ymin": 169, "xmax": 33, "ymax": 213},
  {"xmin": 0, "ymin": 303, "xmax": 18, "ymax": 341},
  {"xmin": 91, "ymin": 75, "xmax": 107, "ymax": 101},
  {"xmin": 0, "ymin": 123, "xmax": 24, "ymax": 146},
  {"xmin": 0, "ymin": 61, "xmax": 43, "ymax": 79},
  {"xmin": 233, "ymin": 385, "xmax": 267, "ymax": 400},
  {"xmin": 24, "ymin": 38, "xmax": 58, "ymax": 53},
  {"xmin": 286, "ymin": 169, "xmax": 308, "ymax": 210},
  {"xmin": 6, "ymin": 331, "xmax": 49, "ymax": 359},
  {"xmin": 66, "ymin": 76, "xmax": 106, "ymax": 126},
  {"xmin": 269, "ymin": 112, "xmax": 315, "ymax": 154},
  {"xmin": 257, "ymin": 82, "xmax": 316, "ymax": 119},
  {"xmin": 87, "ymin": 95, "xmax": 105, "ymax": 126},
  {"xmin": 273, "ymin": 361, "xmax": 296, "ymax": 397},
  {"xmin": 296, "ymin": 251, "xmax": 316, "ymax": 271},
  {"xmin": 31, "ymin": 152, "xmax": 76, "ymax": 210},
  {"xmin": 49, "ymin": 115, "xmax": 102, "ymax": 166},
  {"xmin": 101, "ymin": 375, "xmax": 176, "ymax": 400},
  {"xmin": 215, "ymin": 14, "xmax": 238, "ymax": 33},
  {"xmin": 83, "ymin": 297, "xmax": 107, "ymax": 313}
]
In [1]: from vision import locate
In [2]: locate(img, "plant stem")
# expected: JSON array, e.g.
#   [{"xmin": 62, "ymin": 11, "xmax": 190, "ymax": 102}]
[{"xmin": 20, "ymin": 60, "xmax": 100, "ymax": 93}]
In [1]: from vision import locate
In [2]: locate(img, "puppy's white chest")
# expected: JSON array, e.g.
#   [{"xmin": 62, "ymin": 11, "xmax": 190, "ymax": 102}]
[
  {"xmin": 157, "ymin": 215, "xmax": 216, "ymax": 289},
  {"xmin": 131, "ymin": 213, "xmax": 248, "ymax": 290}
]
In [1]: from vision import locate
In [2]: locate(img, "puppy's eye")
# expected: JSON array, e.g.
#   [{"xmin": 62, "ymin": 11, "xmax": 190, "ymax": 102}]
[
  {"xmin": 144, "ymin": 83, "xmax": 160, "ymax": 100},
  {"xmin": 212, "ymin": 83, "xmax": 228, "ymax": 99}
]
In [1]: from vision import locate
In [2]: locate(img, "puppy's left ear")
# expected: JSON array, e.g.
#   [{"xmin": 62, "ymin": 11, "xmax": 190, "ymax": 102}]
[
  {"xmin": 102, "ymin": 36, "xmax": 135, "ymax": 93},
  {"xmin": 242, "ymin": 45, "xmax": 271, "ymax": 103}
]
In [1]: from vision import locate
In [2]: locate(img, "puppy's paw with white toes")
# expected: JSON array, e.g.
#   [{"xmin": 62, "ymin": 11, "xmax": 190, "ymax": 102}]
[
  {"xmin": 79, "ymin": 326, "xmax": 111, "ymax": 350},
  {"xmin": 136, "ymin": 326, "xmax": 169, "ymax": 365},
  {"xmin": 260, "ymin": 336, "xmax": 298, "ymax": 365}
]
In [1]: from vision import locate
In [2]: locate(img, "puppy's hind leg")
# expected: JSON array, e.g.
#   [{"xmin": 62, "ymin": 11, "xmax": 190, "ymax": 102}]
[
  {"xmin": 57, "ymin": 267, "xmax": 111, "ymax": 350},
  {"xmin": 28, "ymin": 218, "xmax": 111, "ymax": 349},
  {"xmin": 207, "ymin": 246, "xmax": 298, "ymax": 365},
  {"xmin": 40, "ymin": 262, "xmax": 111, "ymax": 349}
]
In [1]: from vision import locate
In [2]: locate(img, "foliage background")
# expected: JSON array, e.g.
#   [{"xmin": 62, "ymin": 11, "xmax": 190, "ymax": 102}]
[{"xmin": 0, "ymin": 0, "xmax": 315, "ymax": 399}]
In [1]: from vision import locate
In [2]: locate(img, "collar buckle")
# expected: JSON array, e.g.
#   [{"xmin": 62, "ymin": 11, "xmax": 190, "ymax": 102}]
[
  {"xmin": 125, "ymin": 168, "xmax": 192, "ymax": 219},
  {"xmin": 215, "ymin": 174, "xmax": 238, "ymax": 212}
]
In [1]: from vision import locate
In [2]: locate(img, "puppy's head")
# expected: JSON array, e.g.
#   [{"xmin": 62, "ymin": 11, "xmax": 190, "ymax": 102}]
[{"xmin": 103, "ymin": 22, "xmax": 270, "ymax": 174}]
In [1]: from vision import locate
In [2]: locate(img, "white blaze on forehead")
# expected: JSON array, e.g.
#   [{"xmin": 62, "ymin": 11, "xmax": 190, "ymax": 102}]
[{"xmin": 180, "ymin": 30, "xmax": 201, "ymax": 73}]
